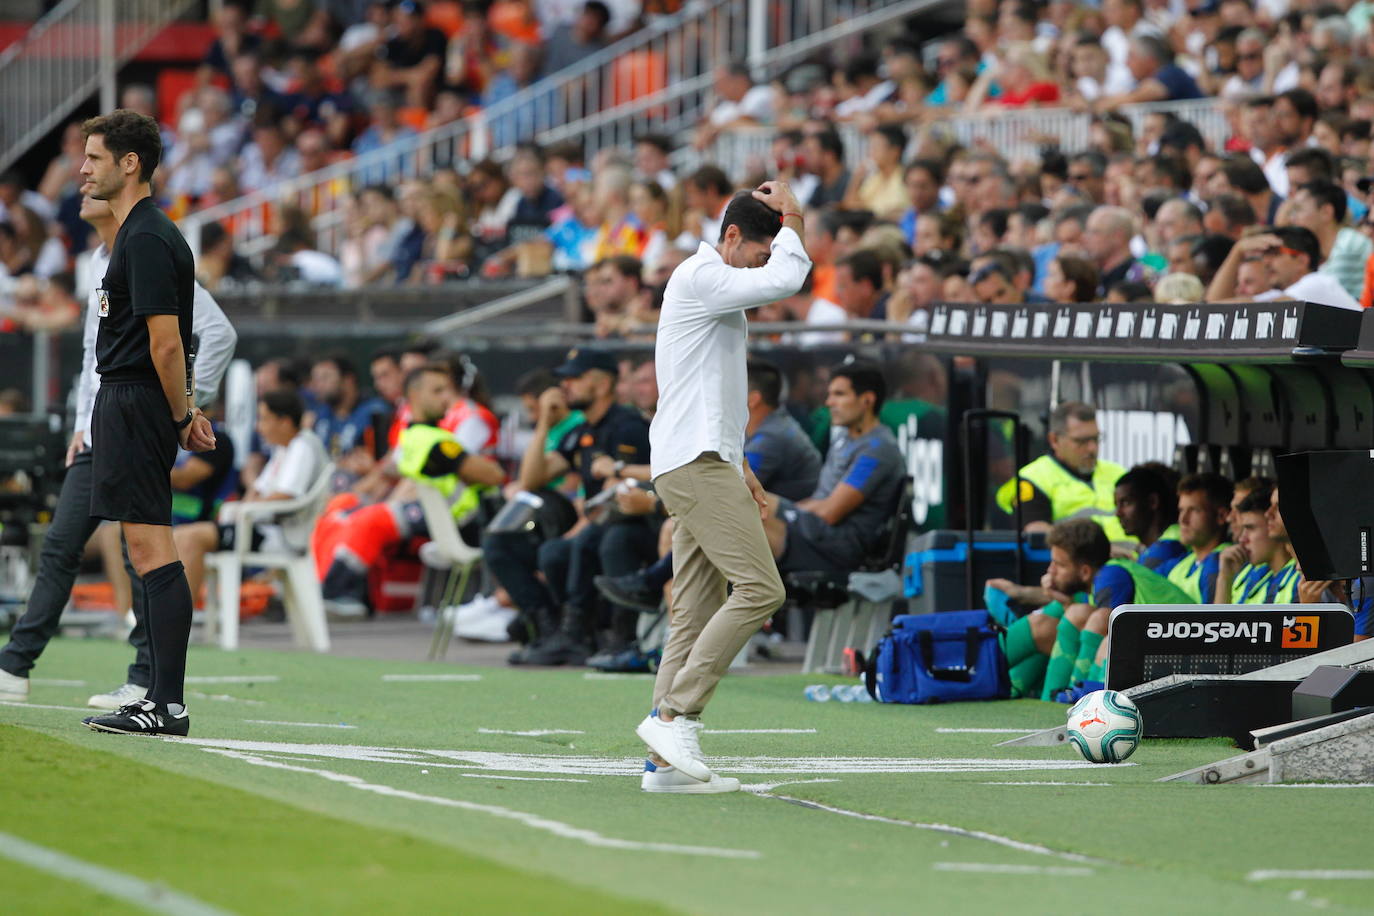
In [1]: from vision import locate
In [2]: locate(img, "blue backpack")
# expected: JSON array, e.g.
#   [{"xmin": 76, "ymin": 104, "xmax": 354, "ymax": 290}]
[{"xmin": 865, "ymin": 610, "xmax": 1009, "ymax": 704}]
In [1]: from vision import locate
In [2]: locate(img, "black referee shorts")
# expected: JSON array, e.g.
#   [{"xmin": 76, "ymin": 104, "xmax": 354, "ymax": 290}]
[{"xmin": 90, "ymin": 381, "xmax": 178, "ymax": 526}]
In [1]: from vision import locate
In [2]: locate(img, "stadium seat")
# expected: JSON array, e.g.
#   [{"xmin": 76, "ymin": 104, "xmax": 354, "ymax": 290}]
[
  {"xmin": 797, "ymin": 477, "xmax": 915, "ymax": 674},
  {"xmin": 416, "ymin": 482, "xmax": 484, "ymax": 661},
  {"xmin": 203, "ymin": 463, "xmax": 335, "ymax": 653}
]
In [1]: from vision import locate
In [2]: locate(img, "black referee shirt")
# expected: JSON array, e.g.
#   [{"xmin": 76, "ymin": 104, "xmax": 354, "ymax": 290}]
[{"xmin": 97, "ymin": 197, "xmax": 195, "ymax": 383}]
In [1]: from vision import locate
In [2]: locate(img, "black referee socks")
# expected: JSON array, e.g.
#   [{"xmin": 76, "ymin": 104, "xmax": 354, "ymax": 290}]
[{"xmin": 142, "ymin": 560, "xmax": 194, "ymax": 709}]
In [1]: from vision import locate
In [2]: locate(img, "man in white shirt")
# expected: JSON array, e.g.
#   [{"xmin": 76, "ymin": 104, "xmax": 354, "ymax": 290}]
[
  {"xmin": 1206, "ymin": 225, "xmax": 1362, "ymax": 310},
  {"xmin": 0, "ymin": 194, "xmax": 236, "ymax": 708},
  {"xmin": 635, "ymin": 183, "xmax": 811, "ymax": 794}
]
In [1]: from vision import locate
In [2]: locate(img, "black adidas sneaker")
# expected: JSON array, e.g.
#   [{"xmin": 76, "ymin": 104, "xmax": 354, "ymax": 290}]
[{"xmin": 83, "ymin": 699, "xmax": 190, "ymax": 736}]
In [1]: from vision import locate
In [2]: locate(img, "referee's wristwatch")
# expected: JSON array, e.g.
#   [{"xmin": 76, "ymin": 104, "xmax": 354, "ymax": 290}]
[{"xmin": 174, "ymin": 409, "xmax": 195, "ymax": 431}]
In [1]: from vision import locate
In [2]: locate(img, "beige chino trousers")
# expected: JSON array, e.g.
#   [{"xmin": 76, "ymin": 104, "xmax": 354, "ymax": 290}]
[{"xmin": 650, "ymin": 452, "xmax": 786, "ymax": 718}]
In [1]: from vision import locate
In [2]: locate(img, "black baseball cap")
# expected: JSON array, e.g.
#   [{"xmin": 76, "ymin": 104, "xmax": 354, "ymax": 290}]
[{"xmin": 552, "ymin": 348, "xmax": 619, "ymax": 378}]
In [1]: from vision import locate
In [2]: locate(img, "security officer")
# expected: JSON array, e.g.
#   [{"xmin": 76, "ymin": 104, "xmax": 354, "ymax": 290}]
[{"xmin": 995, "ymin": 401, "xmax": 1129, "ymax": 543}]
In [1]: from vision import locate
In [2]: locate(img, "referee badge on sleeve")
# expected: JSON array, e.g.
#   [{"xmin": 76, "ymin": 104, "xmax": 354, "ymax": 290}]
[{"xmin": 96, "ymin": 288, "xmax": 110, "ymax": 317}]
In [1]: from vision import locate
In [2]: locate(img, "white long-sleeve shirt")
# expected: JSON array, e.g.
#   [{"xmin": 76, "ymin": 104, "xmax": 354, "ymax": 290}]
[
  {"xmin": 650, "ymin": 227, "xmax": 811, "ymax": 479},
  {"xmin": 75, "ymin": 243, "xmax": 238, "ymax": 439}
]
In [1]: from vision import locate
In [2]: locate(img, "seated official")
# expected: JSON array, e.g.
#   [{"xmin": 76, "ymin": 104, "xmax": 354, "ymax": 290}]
[
  {"xmin": 174, "ymin": 390, "xmax": 328, "ymax": 603},
  {"xmin": 1158, "ymin": 473, "xmax": 1232, "ymax": 603},
  {"xmin": 995, "ymin": 401, "xmax": 1129, "ymax": 543},
  {"xmin": 990, "ymin": 518, "xmax": 1190, "ymax": 703},
  {"xmin": 1215, "ymin": 483, "xmax": 1294, "ymax": 603},
  {"xmin": 763, "ymin": 360, "xmax": 906, "ymax": 575},
  {"xmin": 1113, "ymin": 465, "xmax": 1186, "ymax": 570},
  {"xmin": 315, "ymin": 365, "xmax": 505, "ymax": 615}
]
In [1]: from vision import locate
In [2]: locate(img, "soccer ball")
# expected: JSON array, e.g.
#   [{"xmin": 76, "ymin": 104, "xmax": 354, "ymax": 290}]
[{"xmin": 1065, "ymin": 690, "xmax": 1143, "ymax": 764}]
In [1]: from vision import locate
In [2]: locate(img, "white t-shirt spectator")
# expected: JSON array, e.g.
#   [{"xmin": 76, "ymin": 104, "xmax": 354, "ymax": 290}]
[
  {"xmin": 1255, "ymin": 271, "xmax": 1362, "ymax": 310},
  {"xmin": 249, "ymin": 429, "xmax": 328, "ymax": 550},
  {"xmin": 835, "ymin": 81, "xmax": 896, "ymax": 118},
  {"xmin": 708, "ymin": 85, "xmax": 775, "ymax": 127},
  {"xmin": 288, "ymin": 250, "xmax": 345, "ymax": 287},
  {"xmin": 797, "ymin": 297, "xmax": 848, "ymax": 346}
]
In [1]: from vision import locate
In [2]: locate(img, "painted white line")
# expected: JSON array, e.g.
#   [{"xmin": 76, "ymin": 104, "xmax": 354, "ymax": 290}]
[
  {"xmin": 0, "ymin": 830, "xmax": 233, "ymax": 916},
  {"xmin": 478, "ymin": 728, "xmax": 585, "ymax": 737},
  {"xmin": 184, "ymin": 676, "xmax": 280, "ymax": 684},
  {"xmin": 706, "ymin": 729, "xmax": 818, "ymax": 735},
  {"xmin": 243, "ymin": 720, "xmax": 358, "ymax": 730},
  {"xmin": 461, "ymin": 774, "xmax": 589, "ymax": 783},
  {"xmin": 0, "ymin": 700, "xmax": 92, "ymax": 712},
  {"xmin": 937, "ymin": 728, "xmax": 1040, "ymax": 734},
  {"xmin": 741, "ymin": 779, "xmax": 840, "ymax": 794},
  {"xmin": 934, "ymin": 863, "xmax": 1094, "ymax": 877},
  {"xmin": 582, "ymin": 672, "xmax": 648, "ymax": 680},
  {"xmin": 199, "ymin": 748, "xmax": 759, "ymax": 859},
  {"xmin": 187, "ymin": 692, "xmax": 266, "ymax": 706},
  {"xmin": 982, "ymin": 781, "xmax": 1112, "ymax": 787},
  {"xmin": 1257, "ymin": 783, "xmax": 1374, "ymax": 789},
  {"xmin": 1248, "ymin": 870, "xmax": 1374, "ymax": 881},
  {"xmin": 31, "ymin": 679, "xmax": 87, "ymax": 687},
  {"xmin": 761, "ymin": 794, "xmax": 1102, "ymax": 864},
  {"xmin": 381, "ymin": 674, "xmax": 483, "ymax": 682}
]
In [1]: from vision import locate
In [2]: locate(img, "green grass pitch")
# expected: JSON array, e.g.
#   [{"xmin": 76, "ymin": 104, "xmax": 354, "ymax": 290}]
[{"xmin": 2, "ymin": 638, "xmax": 1370, "ymax": 914}]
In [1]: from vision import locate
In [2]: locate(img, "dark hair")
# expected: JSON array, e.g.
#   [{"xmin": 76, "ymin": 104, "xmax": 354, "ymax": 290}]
[
  {"xmin": 719, "ymin": 190, "xmax": 781, "ymax": 244},
  {"xmin": 1159, "ymin": 120, "xmax": 1205, "ymax": 154},
  {"xmin": 1117, "ymin": 465, "xmax": 1177, "ymax": 525},
  {"xmin": 1151, "ymin": 156, "xmax": 1190, "ymax": 191},
  {"xmin": 260, "ymin": 389, "xmax": 304, "ymax": 427},
  {"xmin": 1276, "ymin": 87, "xmax": 1319, "ymax": 121},
  {"xmin": 599, "ymin": 254, "xmax": 644, "ymax": 286},
  {"xmin": 1047, "ymin": 518, "xmax": 1110, "ymax": 569},
  {"xmin": 82, "ymin": 109, "xmax": 162, "ymax": 183},
  {"xmin": 1341, "ymin": 118, "xmax": 1371, "ymax": 141},
  {"xmin": 1220, "ymin": 156, "xmax": 1268, "ymax": 194},
  {"xmin": 1190, "ymin": 234, "xmax": 1235, "ymax": 281},
  {"xmin": 516, "ymin": 367, "xmax": 559, "ymax": 398},
  {"xmin": 906, "ymin": 158, "xmax": 944, "ymax": 185},
  {"xmin": 635, "ymin": 132, "xmax": 672, "ymax": 154},
  {"xmin": 811, "ymin": 129, "xmax": 846, "ymax": 161},
  {"xmin": 1178, "ymin": 471, "xmax": 1234, "ymax": 510},
  {"xmin": 836, "ymin": 249, "xmax": 884, "ymax": 289},
  {"xmin": 1298, "ymin": 180, "xmax": 1347, "ymax": 222},
  {"xmin": 316, "ymin": 352, "xmax": 358, "ymax": 379},
  {"xmin": 873, "ymin": 124, "xmax": 908, "ymax": 155},
  {"xmin": 1016, "ymin": 202, "xmax": 1049, "ymax": 225},
  {"xmin": 402, "ymin": 337, "xmax": 440, "ymax": 360},
  {"xmin": 1287, "ymin": 147, "xmax": 1336, "ymax": 183},
  {"xmin": 1271, "ymin": 225, "xmax": 1323, "ymax": 270},
  {"xmin": 1236, "ymin": 490, "xmax": 1272, "ymax": 514},
  {"xmin": 1206, "ymin": 193, "xmax": 1256, "ymax": 229},
  {"xmin": 582, "ymin": 0, "xmax": 611, "ymax": 28},
  {"xmin": 747, "ymin": 360, "xmax": 784, "ymax": 408},
  {"xmin": 687, "ymin": 164, "xmax": 733, "ymax": 197},
  {"xmin": 403, "ymin": 363, "xmax": 452, "ymax": 394},
  {"xmin": 200, "ymin": 221, "xmax": 229, "ymax": 251},
  {"xmin": 370, "ymin": 347, "xmax": 401, "ymax": 366},
  {"xmin": 830, "ymin": 358, "xmax": 887, "ymax": 412},
  {"xmin": 1069, "ymin": 150, "xmax": 1107, "ymax": 177},
  {"xmin": 844, "ymin": 53, "xmax": 881, "ymax": 84},
  {"xmin": 512, "ymin": 142, "xmax": 546, "ymax": 166},
  {"xmin": 978, "ymin": 208, "xmax": 1010, "ymax": 241},
  {"xmin": 1054, "ymin": 255, "xmax": 1100, "ymax": 303},
  {"xmin": 1110, "ymin": 280, "xmax": 1154, "ymax": 302}
]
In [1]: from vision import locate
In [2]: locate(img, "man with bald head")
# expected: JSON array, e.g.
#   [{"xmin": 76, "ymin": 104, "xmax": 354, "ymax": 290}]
[{"xmin": 1085, "ymin": 206, "xmax": 1151, "ymax": 295}]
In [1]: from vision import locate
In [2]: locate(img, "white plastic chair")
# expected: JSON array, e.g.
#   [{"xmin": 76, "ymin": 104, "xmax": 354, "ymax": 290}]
[
  {"xmin": 204, "ymin": 462, "xmax": 335, "ymax": 652},
  {"xmin": 415, "ymin": 481, "xmax": 484, "ymax": 660}
]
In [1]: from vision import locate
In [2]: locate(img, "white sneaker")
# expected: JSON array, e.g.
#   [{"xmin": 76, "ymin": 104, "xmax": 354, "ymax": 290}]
[
  {"xmin": 641, "ymin": 759, "xmax": 739, "ymax": 794},
  {"xmin": 635, "ymin": 712, "xmax": 712, "ymax": 782},
  {"xmin": 87, "ymin": 682, "xmax": 147, "ymax": 710},
  {"xmin": 454, "ymin": 598, "xmax": 518, "ymax": 642},
  {"xmin": 0, "ymin": 668, "xmax": 28, "ymax": 702}
]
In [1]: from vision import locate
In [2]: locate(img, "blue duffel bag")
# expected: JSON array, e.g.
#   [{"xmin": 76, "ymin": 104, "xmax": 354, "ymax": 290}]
[{"xmin": 865, "ymin": 610, "xmax": 1009, "ymax": 704}]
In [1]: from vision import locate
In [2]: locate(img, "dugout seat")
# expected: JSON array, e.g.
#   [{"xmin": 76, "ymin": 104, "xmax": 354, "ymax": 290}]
[
  {"xmin": 791, "ymin": 476, "xmax": 914, "ymax": 674},
  {"xmin": 204, "ymin": 463, "xmax": 335, "ymax": 652},
  {"xmin": 416, "ymin": 481, "xmax": 485, "ymax": 661}
]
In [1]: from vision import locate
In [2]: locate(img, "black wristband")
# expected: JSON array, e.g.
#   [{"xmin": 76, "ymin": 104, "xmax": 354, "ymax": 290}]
[{"xmin": 174, "ymin": 409, "xmax": 194, "ymax": 431}]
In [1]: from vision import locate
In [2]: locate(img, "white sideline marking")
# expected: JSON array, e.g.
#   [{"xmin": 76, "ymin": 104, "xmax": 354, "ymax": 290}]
[
  {"xmin": 760, "ymin": 794, "xmax": 1102, "ymax": 863},
  {"xmin": 478, "ymin": 728, "xmax": 585, "ymax": 737},
  {"xmin": 200, "ymin": 748, "xmax": 759, "ymax": 859},
  {"xmin": 31, "ymin": 679, "xmax": 86, "ymax": 687},
  {"xmin": 1248, "ymin": 870, "xmax": 1374, "ymax": 881},
  {"xmin": 172, "ymin": 739, "xmax": 1125, "ymax": 777},
  {"xmin": 582, "ymin": 672, "xmax": 648, "ymax": 680},
  {"xmin": 1257, "ymin": 783, "xmax": 1374, "ymax": 789},
  {"xmin": 741, "ymin": 779, "xmax": 840, "ymax": 793},
  {"xmin": 244, "ymin": 720, "xmax": 357, "ymax": 730},
  {"xmin": 184, "ymin": 676, "xmax": 280, "ymax": 684},
  {"xmin": 982, "ymin": 781, "xmax": 1112, "ymax": 787},
  {"xmin": 0, "ymin": 830, "xmax": 233, "ymax": 916},
  {"xmin": 381, "ymin": 674, "xmax": 482, "ymax": 682},
  {"xmin": 187, "ymin": 692, "xmax": 265, "ymax": 706},
  {"xmin": 937, "ymin": 728, "xmax": 1040, "ymax": 734},
  {"xmin": 0, "ymin": 700, "xmax": 92, "ymax": 712},
  {"xmin": 934, "ymin": 863, "xmax": 1094, "ymax": 877},
  {"xmin": 462, "ymin": 774, "xmax": 589, "ymax": 783},
  {"xmin": 706, "ymin": 729, "xmax": 818, "ymax": 735}
]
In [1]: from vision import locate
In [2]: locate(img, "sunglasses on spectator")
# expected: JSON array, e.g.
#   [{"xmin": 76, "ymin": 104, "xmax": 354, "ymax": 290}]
[
  {"xmin": 1066, "ymin": 171, "xmax": 1095, "ymax": 182},
  {"xmin": 1238, "ymin": 52, "xmax": 1262, "ymax": 61}
]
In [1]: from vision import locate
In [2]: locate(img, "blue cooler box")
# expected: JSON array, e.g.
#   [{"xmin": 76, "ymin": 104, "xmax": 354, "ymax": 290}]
[{"xmin": 902, "ymin": 530, "xmax": 1050, "ymax": 614}]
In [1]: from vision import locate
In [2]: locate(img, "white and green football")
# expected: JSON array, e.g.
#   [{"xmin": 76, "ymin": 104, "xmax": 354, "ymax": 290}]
[{"xmin": 1066, "ymin": 689, "xmax": 1143, "ymax": 764}]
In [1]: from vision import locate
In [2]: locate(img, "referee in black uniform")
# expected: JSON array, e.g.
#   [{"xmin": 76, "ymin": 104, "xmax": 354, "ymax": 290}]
[{"xmin": 78, "ymin": 110, "xmax": 215, "ymax": 736}]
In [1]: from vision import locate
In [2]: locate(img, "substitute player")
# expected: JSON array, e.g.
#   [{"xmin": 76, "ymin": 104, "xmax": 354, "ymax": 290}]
[
  {"xmin": 78, "ymin": 110, "xmax": 215, "ymax": 736},
  {"xmin": 635, "ymin": 181, "xmax": 810, "ymax": 792}
]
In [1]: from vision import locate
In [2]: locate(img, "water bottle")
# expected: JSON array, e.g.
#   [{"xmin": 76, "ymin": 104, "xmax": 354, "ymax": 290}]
[
  {"xmin": 803, "ymin": 684, "xmax": 832, "ymax": 702},
  {"xmin": 831, "ymin": 684, "xmax": 858, "ymax": 702},
  {"xmin": 852, "ymin": 685, "xmax": 874, "ymax": 703}
]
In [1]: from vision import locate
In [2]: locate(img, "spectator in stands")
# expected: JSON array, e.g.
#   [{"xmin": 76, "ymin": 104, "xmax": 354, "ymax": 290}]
[
  {"xmin": 633, "ymin": 134, "xmax": 676, "ymax": 191},
  {"xmin": 1154, "ymin": 271, "xmax": 1206, "ymax": 303},
  {"xmin": 1113, "ymin": 465, "xmax": 1186, "ymax": 571},
  {"xmin": 680, "ymin": 165, "xmax": 733, "ymax": 248},
  {"xmin": 1043, "ymin": 254, "xmax": 1100, "ymax": 302},
  {"xmin": 229, "ymin": 51, "xmax": 287, "ymax": 123},
  {"xmin": 1155, "ymin": 199, "xmax": 1204, "ymax": 249},
  {"xmin": 1094, "ymin": 35, "xmax": 1203, "ymax": 110},
  {"xmin": 282, "ymin": 48, "xmax": 355, "ymax": 144},
  {"xmin": 541, "ymin": 1, "xmax": 610, "ymax": 77},
  {"xmin": 196, "ymin": 222, "xmax": 258, "ymax": 293},
  {"xmin": 1268, "ymin": 88, "xmax": 1319, "ymax": 197},
  {"xmin": 270, "ymin": 226, "xmax": 345, "ymax": 288},
  {"xmin": 833, "ymin": 250, "xmax": 888, "ymax": 321},
  {"xmin": 352, "ymin": 92, "xmax": 419, "ymax": 187},
  {"xmin": 970, "ymin": 259, "xmax": 1023, "ymax": 304},
  {"xmin": 696, "ymin": 61, "xmax": 776, "ymax": 149},
  {"xmin": 488, "ymin": 349, "xmax": 652, "ymax": 666},
  {"xmin": 1202, "ymin": 194, "xmax": 1257, "ymax": 240},
  {"xmin": 996, "ymin": 401, "xmax": 1129, "ymax": 542},
  {"xmin": 842, "ymin": 126, "xmax": 909, "ymax": 220},
  {"xmin": 1158, "ymin": 473, "xmax": 1233, "ymax": 603},
  {"xmin": 898, "ymin": 160, "xmax": 944, "ymax": 247},
  {"xmin": 1207, "ymin": 225, "xmax": 1361, "ymax": 308},
  {"xmin": 991, "ymin": 518, "xmax": 1190, "ymax": 704},
  {"xmin": 585, "ymin": 255, "xmax": 646, "ymax": 338},
  {"xmin": 308, "ymin": 354, "xmax": 390, "ymax": 472},
  {"xmin": 199, "ymin": 0, "xmax": 260, "ymax": 87},
  {"xmin": 165, "ymin": 89, "xmax": 242, "ymax": 201},
  {"xmin": 238, "ymin": 115, "xmax": 301, "ymax": 195},
  {"xmin": 371, "ymin": 0, "xmax": 448, "ymax": 108},
  {"xmin": 1066, "ymin": 151, "xmax": 1108, "ymax": 204},
  {"xmin": 1220, "ymin": 28, "xmax": 1267, "ymax": 98},
  {"xmin": 590, "ymin": 163, "xmax": 643, "ymax": 261},
  {"xmin": 801, "ymin": 129, "xmax": 850, "ymax": 209},
  {"xmin": 761, "ymin": 360, "xmax": 905, "ymax": 576},
  {"xmin": 1287, "ymin": 181, "xmax": 1372, "ymax": 300},
  {"xmin": 483, "ymin": 41, "xmax": 548, "ymax": 148},
  {"xmin": 174, "ymin": 390, "xmax": 327, "ymax": 608},
  {"xmin": 1085, "ymin": 206, "xmax": 1152, "ymax": 294}
]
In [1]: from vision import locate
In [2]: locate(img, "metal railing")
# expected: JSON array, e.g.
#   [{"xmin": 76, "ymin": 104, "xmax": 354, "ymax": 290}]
[
  {"xmin": 0, "ymin": 0, "xmax": 194, "ymax": 174},
  {"xmin": 181, "ymin": 0, "xmax": 930, "ymax": 261}
]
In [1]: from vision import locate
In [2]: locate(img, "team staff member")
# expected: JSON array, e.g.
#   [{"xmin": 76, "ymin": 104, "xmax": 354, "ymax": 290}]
[
  {"xmin": 0, "ymin": 193, "xmax": 234, "ymax": 708},
  {"xmin": 995, "ymin": 401, "xmax": 1130, "ymax": 544},
  {"xmin": 636, "ymin": 182, "xmax": 811, "ymax": 793},
  {"xmin": 78, "ymin": 110, "xmax": 214, "ymax": 737}
]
